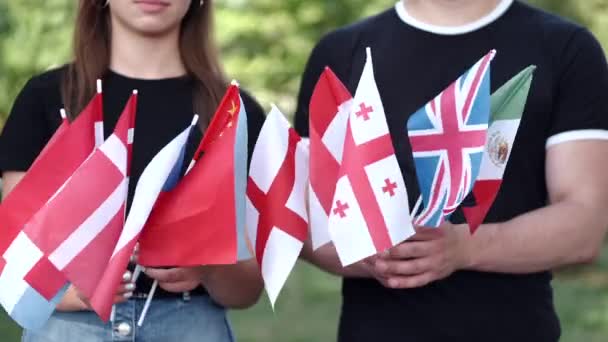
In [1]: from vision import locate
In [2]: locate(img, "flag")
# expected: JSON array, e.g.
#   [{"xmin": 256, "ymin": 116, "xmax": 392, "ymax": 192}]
[
  {"xmin": 0, "ymin": 90, "xmax": 103, "ymax": 330},
  {"xmin": 407, "ymin": 50, "xmax": 495, "ymax": 227},
  {"xmin": 0, "ymin": 90, "xmax": 103, "ymax": 253},
  {"xmin": 22, "ymin": 91, "xmax": 137, "ymax": 303},
  {"xmin": 463, "ymin": 66, "xmax": 536, "ymax": 233},
  {"xmin": 0, "ymin": 231, "xmax": 68, "ymax": 331},
  {"xmin": 88, "ymin": 114, "xmax": 198, "ymax": 321},
  {"xmin": 246, "ymin": 105, "xmax": 309, "ymax": 307},
  {"xmin": 308, "ymin": 67, "xmax": 352, "ymax": 249},
  {"xmin": 328, "ymin": 48, "xmax": 415, "ymax": 267},
  {"xmin": 137, "ymin": 83, "xmax": 250, "ymax": 267}
]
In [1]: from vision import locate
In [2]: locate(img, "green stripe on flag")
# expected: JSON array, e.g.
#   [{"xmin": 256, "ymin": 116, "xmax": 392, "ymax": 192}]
[{"xmin": 491, "ymin": 65, "xmax": 536, "ymax": 122}]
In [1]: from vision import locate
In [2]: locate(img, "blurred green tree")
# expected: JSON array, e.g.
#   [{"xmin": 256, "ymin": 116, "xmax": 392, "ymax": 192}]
[{"xmin": 0, "ymin": 0, "xmax": 606, "ymax": 124}]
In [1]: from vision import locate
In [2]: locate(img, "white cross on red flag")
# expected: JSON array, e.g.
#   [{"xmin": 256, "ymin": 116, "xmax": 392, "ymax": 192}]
[
  {"xmin": 246, "ymin": 105, "xmax": 309, "ymax": 307},
  {"xmin": 328, "ymin": 48, "xmax": 415, "ymax": 266}
]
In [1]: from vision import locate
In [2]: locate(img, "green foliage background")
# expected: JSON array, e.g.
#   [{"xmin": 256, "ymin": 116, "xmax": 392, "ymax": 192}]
[
  {"xmin": 0, "ymin": 1, "xmax": 607, "ymax": 341},
  {"xmin": 0, "ymin": 1, "xmax": 606, "ymax": 124}
]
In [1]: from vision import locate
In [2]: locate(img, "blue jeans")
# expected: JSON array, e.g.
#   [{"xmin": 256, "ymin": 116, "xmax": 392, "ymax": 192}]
[{"xmin": 21, "ymin": 295, "xmax": 235, "ymax": 342}]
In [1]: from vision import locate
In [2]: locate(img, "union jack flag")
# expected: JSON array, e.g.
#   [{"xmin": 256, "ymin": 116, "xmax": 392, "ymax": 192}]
[{"xmin": 407, "ymin": 50, "xmax": 495, "ymax": 227}]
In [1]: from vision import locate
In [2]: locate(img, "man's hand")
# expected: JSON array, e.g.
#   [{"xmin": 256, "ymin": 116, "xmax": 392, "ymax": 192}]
[
  {"xmin": 371, "ymin": 223, "xmax": 471, "ymax": 289},
  {"xmin": 145, "ymin": 266, "xmax": 206, "ymax": 293}
]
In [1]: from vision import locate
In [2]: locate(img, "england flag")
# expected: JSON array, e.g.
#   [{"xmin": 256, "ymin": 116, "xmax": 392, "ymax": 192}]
[{"xmin": 246, "ymin": 105, "xmax": 309, "ymax": 307}]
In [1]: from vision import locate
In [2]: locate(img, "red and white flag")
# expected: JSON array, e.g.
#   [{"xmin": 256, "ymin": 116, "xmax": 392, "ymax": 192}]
[
  {"xmin": 22, "ymin": 91, "xmax": 137, "ymax": 302},
  {"xmin": 246, "ymin": 105, "xmax": 309, "ymax": 307},
  {"xmin": 308, "ymin": 67, "xmax": 352, "ymax": 250},
  {"xmin": 0, "ymin": 87, "xmax": 104, "ymax": 255},
  {"xmin": 89, "ymin": 114, "xmax": 198, "ymax": 321},
  {"xmin": 328, "ymin": 48, "xmax": 415, "ymax": 266}
]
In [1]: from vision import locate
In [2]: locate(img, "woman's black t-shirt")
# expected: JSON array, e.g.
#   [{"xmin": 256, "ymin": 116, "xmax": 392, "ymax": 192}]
[{"xmin": 0, "ymin": 66, "xmax": 266, "ymax": 299}]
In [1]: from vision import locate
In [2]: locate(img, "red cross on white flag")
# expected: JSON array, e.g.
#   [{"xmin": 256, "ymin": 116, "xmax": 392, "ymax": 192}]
[
  {"xmin": 246, "ymin": 105, "xmax": 309, "ymax": 307},
  {"xmin": 327, "ymin": 48, "xmax": 416, "ymax": 266}
]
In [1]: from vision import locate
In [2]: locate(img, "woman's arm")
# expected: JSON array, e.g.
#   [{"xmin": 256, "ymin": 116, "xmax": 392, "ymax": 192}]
[
  {"xmin": 200, "ymin": 259, "xmax": 263, "ymax": 309},
  {"xmin": 1, "ymin": 171, "xmax": 25, "ymax": 198},
  {"xmin": 145, "ymin": 261, "xmax": 264, "ymax": 309}
]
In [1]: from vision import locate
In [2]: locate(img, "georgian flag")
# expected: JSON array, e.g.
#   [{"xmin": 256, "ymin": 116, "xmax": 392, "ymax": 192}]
[
  {"xmin": 328, "ymin": 48, "xmax": 415, "ymax": 266},
  {"xmin": 308, "ymin": 67, "xmax": 352, "ymax": 250},
  {"xmin": 246, "ymin": 105, "xmax": 309, "ymax": 307}
]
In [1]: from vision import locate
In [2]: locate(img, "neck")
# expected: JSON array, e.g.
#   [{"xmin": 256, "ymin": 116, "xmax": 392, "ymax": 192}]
[
  {"xmin": 109, "ymin": 22, "xmax": 186, "ymax": 79},
  {"xmin": 403, "ymin": 0, "xmax": 502, "ymax": 27}
]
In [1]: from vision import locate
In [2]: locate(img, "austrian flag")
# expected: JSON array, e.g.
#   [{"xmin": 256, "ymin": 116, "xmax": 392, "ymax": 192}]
[
  {"xmin": 328, "ymin": 48, "xmax": 415, "ymax": 267},
  {"xmin": 246, "ymin": 105, "xmax": 309, "ymax": 307}
]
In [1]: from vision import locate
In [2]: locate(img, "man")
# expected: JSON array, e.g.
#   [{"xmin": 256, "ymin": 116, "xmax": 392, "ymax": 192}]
[{"xmin": 295, "ymin": 0, "xmax": 608, "ymax": 341}]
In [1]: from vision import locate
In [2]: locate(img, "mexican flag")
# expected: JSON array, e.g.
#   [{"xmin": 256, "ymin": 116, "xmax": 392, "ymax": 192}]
[{"xmin": 463, "ymin": 65, "xmax": 536, "ymax": 233}]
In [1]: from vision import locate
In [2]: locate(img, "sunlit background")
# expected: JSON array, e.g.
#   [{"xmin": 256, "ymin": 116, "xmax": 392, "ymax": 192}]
[{"xmin": 1, "ymin": 1, "xmax": 607, "ymax": 341}]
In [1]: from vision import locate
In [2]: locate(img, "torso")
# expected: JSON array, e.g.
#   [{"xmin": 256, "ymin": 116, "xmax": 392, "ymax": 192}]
[{"xmin": 294, "ymin": 0, "xmax": 608, "ymax": 339}]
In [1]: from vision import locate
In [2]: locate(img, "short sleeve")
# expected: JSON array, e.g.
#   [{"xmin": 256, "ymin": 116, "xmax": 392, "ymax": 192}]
[
  {"xmin": 0, "ymin": 78, "xmax": 52, "ymax": 175},
  {"xmin": 294, "ymin": 30, "xmax": 355, "ymax": 137},
  {"xmin": 546, "ymin": 28, "xmax": 608, "ymax": 147},
  {"xmin": 240, "ymin": 89, "xmax": 266, "ymax": 164}
]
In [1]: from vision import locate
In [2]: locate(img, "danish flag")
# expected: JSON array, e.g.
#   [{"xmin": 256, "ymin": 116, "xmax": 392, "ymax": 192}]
[{"xmin": 0, "ymin": 87, "xmax": 104, "ymax": 330}]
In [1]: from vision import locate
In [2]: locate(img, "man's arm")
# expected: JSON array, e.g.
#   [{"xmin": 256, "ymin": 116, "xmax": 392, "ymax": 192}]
[
  {"xmin": 374, "ymin": 140, "xmax": 608, "ymax": 288},
  {"xmin": 463, "ymin": 139, "xmax": 608, "ymax": 273},
  {"xmin": 300, "ymin": 239, "xmax": 371, "ymax": 278}
]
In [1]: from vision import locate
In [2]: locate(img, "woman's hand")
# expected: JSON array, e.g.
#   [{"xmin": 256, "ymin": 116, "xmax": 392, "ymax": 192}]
[
  {"xmin": 56, "ymin": 270, "xmax": 136, "ymax": 312},
  {"xmin": 144, "ymin": 267, "xmax": 206, "ymax": 293}
]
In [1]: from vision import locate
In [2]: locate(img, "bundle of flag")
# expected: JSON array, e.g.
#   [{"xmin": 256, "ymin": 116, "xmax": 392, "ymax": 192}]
[
  {"xmin": 407, "ymin": 50, "xmax": 495, "ymax": 227},
  {"xmin": 0, "ymin": 85, "xmax": 104, "ymax": 330},
  {"xmin": 308, "ymin": 67, "xmax": 353, "ymax": 250},
  {"xmin": 22, "ymin": 90, "xmax": 137, "ymax": 314},
  {"xmin": 246, "ymin": 105, "xmax": 309, "ymax": 307},
  {"xmin": 138, "ymin": 82, "xmax": 250, "ymax": 267},
  {"xmin": 462, "ymin": 65, "xmax": 536, "ymax": 233},
  {"xmin": 89, "ymin": 113, "xmax": 198, "ymax": 320},
  {"xmin": 327, "ymin": 48, "xmax": 415, "ymax": 266}
]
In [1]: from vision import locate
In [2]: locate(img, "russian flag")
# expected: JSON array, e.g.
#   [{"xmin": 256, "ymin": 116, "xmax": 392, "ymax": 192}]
[{"xmin": 88, "ymin": 116, "xmax": 198, "ymax": 321}]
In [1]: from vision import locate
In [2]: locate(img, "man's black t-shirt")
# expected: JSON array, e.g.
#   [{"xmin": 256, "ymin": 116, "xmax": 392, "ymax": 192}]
[
  {"xmin": 0, "ymin": 67, "xmax": 266, "ymax": 299},
  {"xmin": 295, "ymin": 0, "xmax": 608, "ymax": 340}
]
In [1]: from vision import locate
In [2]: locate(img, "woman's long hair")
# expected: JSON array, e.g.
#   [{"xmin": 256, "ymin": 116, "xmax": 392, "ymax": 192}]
[{"xmin": 61, "ymin": 0, "xmax": 226, "ymax": 127}]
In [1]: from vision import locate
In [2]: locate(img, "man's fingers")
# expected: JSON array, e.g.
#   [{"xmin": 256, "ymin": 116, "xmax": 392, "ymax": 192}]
[
  {"xmin": 388, "ymin": 241, "xmax": 438, "ymax": 259},
  {"xmin": 144, "ymin": 268, "xmax": 185, "ymax": 283},
  {"xmin": 375, "ymin": 257, "xmax": 434, "ymax": 277},
  {"xmin": 385, "ymin": 272, "xmax": 435, "ymax": 289},
  {"xmin": 407, "ymin": 226, "xmax": 445, "ymax": 241}
]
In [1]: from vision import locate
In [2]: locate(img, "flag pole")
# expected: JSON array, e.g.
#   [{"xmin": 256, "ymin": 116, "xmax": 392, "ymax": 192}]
[
  {"xmin": 186, "ymin": 114, "xmax": 200, "ymax": 173},
  {"xmin": 137, "ymin": 280, "xmax": 157, "ymax": 326},
  {"xmin": 411, "ymin": 196, "xmax": 422, "ymax": 220},
  {"xmin": 59, "ymin": 108, "xmax": 67, "ymax": 121}
]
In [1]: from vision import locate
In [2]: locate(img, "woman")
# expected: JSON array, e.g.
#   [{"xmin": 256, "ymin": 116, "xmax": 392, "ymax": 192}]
[
  {"xmin": 295, "ymin": 0, "xmax": 608, "ymax": 341},
  {"xmin": 0, "ymin": 0, "xmax": 264, "ymax": 341}
]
